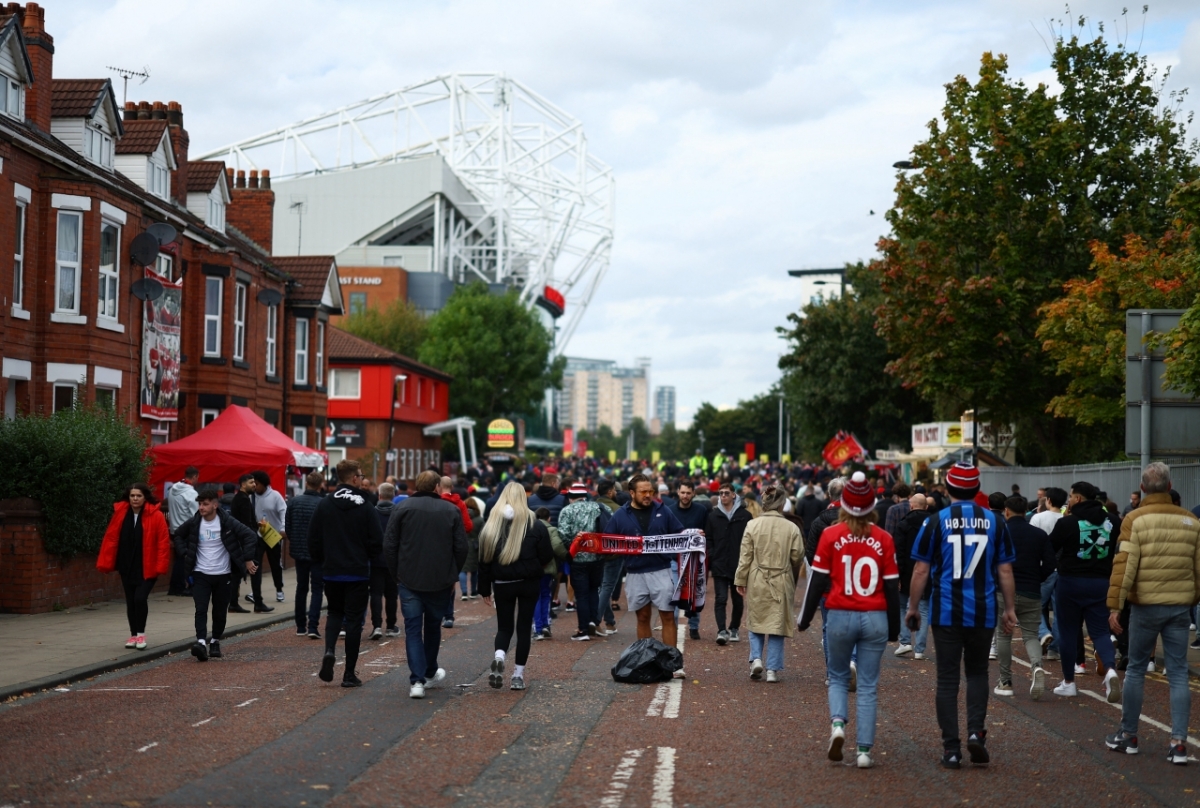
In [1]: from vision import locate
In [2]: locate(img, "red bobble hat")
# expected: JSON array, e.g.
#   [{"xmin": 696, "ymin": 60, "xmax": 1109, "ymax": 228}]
[
  {"xmin": 840, "ymin": 472, "xmax": 876, "ymax": 517},
  {"xmin": 945, "ymin": 462, "xmax": 980, "ymax": 494}
]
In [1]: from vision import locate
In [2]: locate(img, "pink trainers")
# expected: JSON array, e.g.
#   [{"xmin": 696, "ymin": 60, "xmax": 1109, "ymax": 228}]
[
  {"xmin": 125, "ymin": 636, "xmax": 137, "ymax": 649},
  {"xmin": 135, "ymin": 634, "xmax": 147, "ymax": 650}
]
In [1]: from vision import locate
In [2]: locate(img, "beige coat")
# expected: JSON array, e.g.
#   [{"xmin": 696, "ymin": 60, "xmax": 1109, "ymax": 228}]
[
  {"xmin": 733, "ymin": 511, "xmax": 804, "ymax": 637},
  {"xmin": 1107, "ymin": 493, "xmax": 1200, "ymax": 610}
]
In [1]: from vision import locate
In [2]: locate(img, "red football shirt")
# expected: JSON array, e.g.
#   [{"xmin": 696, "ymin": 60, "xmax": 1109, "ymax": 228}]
[{"xmin": 810, "ymin": 523, "xmax": 899, "ymax": 612}]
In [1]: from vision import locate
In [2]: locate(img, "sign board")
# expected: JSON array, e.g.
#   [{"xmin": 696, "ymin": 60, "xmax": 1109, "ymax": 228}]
[
  {"xmin": 563, "ymin": 427, "xmax": 575, "ymax": 457},
  {"xmin": 140, "ymin": 268, "xmax": 183, "ymax": 422},
  {"xmin": 487, "ymin": 418, "xmax": 516, "ymax": 449},
  {"xmin": 911, "ymin": 422, "xmax": 963, "ymax": 454},
  {"xmin": 876, "ymin": 450, "xmax": 902, "ymax": 461},
  {"xmin": 385, "ymin": 450, "xmax": 397, "ymax": 462},
  {"xmin": 1126, "ymin": 309, "xmax": 1200, "ymax": 456},
  {"xmin": 325, "ymin": 419, "xmax": 366, "ymax": 447},
  {"xmin": 608, "ymin": 450, "xmax": 618, "ymax": 464}
]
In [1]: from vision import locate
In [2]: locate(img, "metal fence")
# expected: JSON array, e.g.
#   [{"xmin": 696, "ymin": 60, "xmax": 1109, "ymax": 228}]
[{"xmin": 979, "ymin": 462, "xmax": 1200, "ymax": 510}]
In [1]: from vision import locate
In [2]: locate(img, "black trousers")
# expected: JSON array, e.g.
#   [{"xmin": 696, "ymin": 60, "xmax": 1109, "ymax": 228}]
[
  {"xmin": 192, "ymin": 572, "xmax": 232, "ymax": 641},
  {"xmin": 250, "ymin": 539, "xmax": 284, "ymax": 603},
  {"xmin": 932, "ymin": 625, "xmax": 993, "ymax": 751},
  {"xmin": 713, "ymin": 576, "xmax": 743, "ymax": 632},
  {"xmin": 494, "ymin": 578, "xmax": 540, "ymax": 666},
  {"xmin": 324, "ymin": 580, "xmax": 370, "ymax": 676},
  {"xmin": 120, "ymin": 574, "xmax": 156, "ymax": 635},
  {"xmin": 369, "ymin": 563, "xmax": 398, "ymax": 630}
]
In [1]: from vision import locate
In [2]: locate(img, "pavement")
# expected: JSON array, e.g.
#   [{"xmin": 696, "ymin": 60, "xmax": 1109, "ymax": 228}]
[{"xmin": 0, "ymin": 566, "xmax": 301, "ymax": 700}]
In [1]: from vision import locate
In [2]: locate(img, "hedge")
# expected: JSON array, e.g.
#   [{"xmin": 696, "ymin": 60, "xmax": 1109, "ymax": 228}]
[{"xmin": 0, "ymin": 406, "xmax": 152, "ymax": 556}]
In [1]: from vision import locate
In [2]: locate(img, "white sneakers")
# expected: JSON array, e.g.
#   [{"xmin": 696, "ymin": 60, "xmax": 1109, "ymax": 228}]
[
  {"xmin": 993, "ymin": 681, "xmax": 1014, "ymax": 697},
  {"xmin": 857, "ymin": 750, "xmax": 874, "ymax": 768},
  {"xmin": 409, "ymin": 682, "xmax": 425, "ymax": 699},
  {"xmin": 410, "ymin": 668, "xmax": 445, "ymax": 699},
  {"xmin": 989, "ymin": 642, "xmax": 998, "ymax": 660},
  {"xmin": 828, "ymin": 723, "xmax": 845, "ymax": 761},
  {"xmin": 1147, "ymin": 660, "xmax": 1156, "ymax": 672},
  {"xmin": 1105, "ymin": 668, "xmax": 1122, "ymax": 703},
  {"xmin": 750, "ymin": 659, "xmax": 764, "ymax": 680},
  {"xmin": 894, "ymin": 644, "xmax": 913, "ymax": 657},
  {"xmin": 766, "ymin": 670, "xmax": 779, "ymax": 683},
  {"xmin": 913, "ymin": 652, "xmax": 926, "ymax": 660},
  {"xmin": 1031, "ymin": 667, "xmax": 1046, "ymax": 701},
  {"xmin": 428, "ymin": 668, "xmax": 446, "ymax": 687},
  {"xmin": 1074, "ymin": 663, "xmax": 1087, "ymax": 675},
  {"xmin": 1053, "ymin": 680, "xmax": 1078, "ymax": 697}
]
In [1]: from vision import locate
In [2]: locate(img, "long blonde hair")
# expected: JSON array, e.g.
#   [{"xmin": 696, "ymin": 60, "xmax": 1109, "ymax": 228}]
[{"xmin": 480, "ymin": 482, "xmax": 535, "ymax": 566}]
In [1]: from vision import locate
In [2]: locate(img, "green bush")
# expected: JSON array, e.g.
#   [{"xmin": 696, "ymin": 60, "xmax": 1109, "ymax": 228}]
[{"xmin": 0, "ymin": 406, "xmax": 152, "ymax": 556}]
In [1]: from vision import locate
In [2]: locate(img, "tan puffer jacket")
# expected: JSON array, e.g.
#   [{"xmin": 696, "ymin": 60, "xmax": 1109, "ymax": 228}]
[{"xmin": 1107, "ymin": 492, "xmax": 1200, "ymax": 610}]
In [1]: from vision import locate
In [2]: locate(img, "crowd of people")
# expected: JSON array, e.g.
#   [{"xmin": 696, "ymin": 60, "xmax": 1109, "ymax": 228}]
[{"xmin": 94, "ymin": 452, "xmax": 1200, "ymax": 771}]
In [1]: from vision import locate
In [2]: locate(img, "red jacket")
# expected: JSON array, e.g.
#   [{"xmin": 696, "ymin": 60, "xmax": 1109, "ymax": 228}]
[
  {"xmin": 96, "ymin": 501, "xmax": 173, "ymax": 579},
  {"xmin": 442, "ymin": 492, "xmax": 474, "ymax": 534}
]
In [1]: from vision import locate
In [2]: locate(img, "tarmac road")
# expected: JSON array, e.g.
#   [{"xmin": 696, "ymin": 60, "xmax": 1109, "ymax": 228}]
[{"xmin": 3, "ymin": 590, "xmax": 1200, "ymax": 808}]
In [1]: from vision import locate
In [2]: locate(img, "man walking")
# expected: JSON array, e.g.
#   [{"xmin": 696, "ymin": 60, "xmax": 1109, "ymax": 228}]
[
  {"xmin": 706, "ymin": 482, "xmax": 751, "ymax": 645},
  {"xmin": 286, "ymin": 471, "xmax": 325, "ymax": 638},
  {"xmin": 558, "ymin": 483, "xmax": 612, "ymax": 640},
  {"xmin": 309, "ymin": 460, "xmax": 383, "ymax": 688},
  {"xmin": 668, "ymin": 481, "xmax": 710, "ymax": 640},
  {"xmin": 250, "ymin": 470, "xmax": 287, "ymax": 611},
  {"xmin": 370, "ymin": 482, "xmax": 400, "ymax": 639},
  {"xmin": 595, "ymin": 479, "xmax": 625, "ymax": 625},
  {"xmin": 166, "ymin": 466, "xmax": 200, "ymax": 596},
  {"xmin": 1105, "ymin": 462, "xmax": 1200, "ymax": 763},
  {"xmin": 908, "ymin": 463, "xmax": 1017, "ymax": 769},
  {"xmin": 993, "ymin": 495, "xmax": 1055, "ymax": 701},
  {"xmin": 439, "ymin": 476, "xmax": 474, "ymax": 629},
  {"xmin": 384, "ymin": 470, "xmax": 467, "ymax": 699}
]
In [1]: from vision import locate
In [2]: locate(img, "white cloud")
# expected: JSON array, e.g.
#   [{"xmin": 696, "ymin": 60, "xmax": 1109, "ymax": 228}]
[{"xmin": 43, "ymin": 0, "xmax": 1200, "ymax": 428}]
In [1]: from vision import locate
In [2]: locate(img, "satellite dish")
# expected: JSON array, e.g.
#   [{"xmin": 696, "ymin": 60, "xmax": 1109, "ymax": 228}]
[
  {"xmin": 129, "ymin": 232, "xmax": 160, "ymax": 267},
  {"xmin": 146, "ymin": 222, "xmax": 177, "ymax": 246},
  {"xmin": 256, "ymin": 289, "xmax": 283, "ymax": 306},
  {"xmin": 131, "ymin": 277, "xmax": 164, "ymax": 302}
]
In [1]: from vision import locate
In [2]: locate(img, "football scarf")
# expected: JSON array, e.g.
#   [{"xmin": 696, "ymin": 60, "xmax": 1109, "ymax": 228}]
[{"xmin": 570, "ymin": 529, "xmax": 707, "ymax": 612}]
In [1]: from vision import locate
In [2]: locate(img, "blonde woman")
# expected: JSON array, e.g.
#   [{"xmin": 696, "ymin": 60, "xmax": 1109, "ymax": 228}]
[
  {"xmin": 479, "ymin": 482, "xmax": 553, "ymax": 690},
  {"xmin": 734, "ymin": 486, "xmax": 803, "ymax": 683}
]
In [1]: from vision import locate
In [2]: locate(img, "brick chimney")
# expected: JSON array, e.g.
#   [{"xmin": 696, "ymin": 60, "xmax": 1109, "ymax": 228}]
[
  {"xmin": 9, "ymin": 3, "xmax": 52, "ymax": 132},
  {"xmin": 165, "ymin": 101, "xmax": 188, "ymax": 205},
  {"xmin": 227, "ymin": 167, "xmax": 274, "ymax": 253}
]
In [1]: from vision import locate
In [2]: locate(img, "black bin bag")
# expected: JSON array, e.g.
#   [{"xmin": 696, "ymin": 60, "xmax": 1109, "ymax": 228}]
[{"xmin": 611, "ymin": 638, "xmax": 684, "ymax": 683}]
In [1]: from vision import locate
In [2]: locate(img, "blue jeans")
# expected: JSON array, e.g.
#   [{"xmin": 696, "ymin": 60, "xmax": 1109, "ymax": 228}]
[
  {"xmin": 826, "ymin": 609, "xmax": 888, "ymax": 749},
  {"xmin": 597, "ymin": 557, "xmax": 625, "ymax": 626},
  {"xmin": 1040, "ymin": 571, "xmax": 1059, "ymax": 652},
  {"xmin": 898, "ymin": 594, "xmax": 930, "ymax": 653},
  {"xmin": 397, "ymin": 582, "xmax": 452, "ymax": 685},
  {"xmin": 749, "ymin": 632, "xmax": 785, "ymax": 670},
  {"xmin": 534, "ymin": 574, "xmax": 555, "ymax": 633},
  {"xmin": 821, "ymin": 598, "xmax": 856, "ymax": 672},
  {"xmin": 293, "ymin": 559, "xmax": 324, "ymax": 634},
  {"xmin": 459, "ymin": 570, "xmax": 478, "ymax": 598},
  {"xmin": 1121, "ymin": 604, "xmax": 1191, "ymax": 739}
]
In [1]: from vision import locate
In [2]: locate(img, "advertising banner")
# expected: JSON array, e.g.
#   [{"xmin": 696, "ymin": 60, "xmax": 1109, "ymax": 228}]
[
  {"xmin": 140, "ymin": 269, "xmax": 182, "ymax": 422},
  {"xmin": 325, "ymin": 419, "xmax": 366, "ymax": 447}
]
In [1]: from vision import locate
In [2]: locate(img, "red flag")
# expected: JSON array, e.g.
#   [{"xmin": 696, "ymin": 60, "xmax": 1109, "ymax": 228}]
[{"xmin": 822, "ymin": 431, "xmax": 865, "ymax": 467}]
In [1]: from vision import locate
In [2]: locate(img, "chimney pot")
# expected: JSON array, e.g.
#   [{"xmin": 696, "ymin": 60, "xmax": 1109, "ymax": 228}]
[
  {"xmin": 248, "ymin": 169, "xmax": 259, "ymax": 189},
  {"xmin": 22, "ymin": 3, "xmax": 44, "ymax": 34},
  {"xmin": 236, "ymin": 169, "xmax": 246, "ymax": 189},
  {"xmin": 151, "ymin": 101, "xmax": 167, "ymax": 120},
  {"xmin": 260, "ymin": 169, "xmax": 271, "ymax": 189},
  {"xmin": 166, "ymin": 100, "xmax": 183, "ymax": 127},
  {"xmin": 225, "ymin": 167, "xmax": 234, "ymax": 185},
  {"xmin": 137, "ymin": 101, "xmax": 152, "ymax": 120},
  {"xmin": 123, "ymin": 101, "xmax": 137, "ymax": 121}
]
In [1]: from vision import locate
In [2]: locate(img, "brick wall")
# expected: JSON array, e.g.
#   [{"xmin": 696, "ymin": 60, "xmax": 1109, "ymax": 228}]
[
  {"xmin": 227, "ymin": 169, "xmax": 274, "ymax": 254},
  {"xmin": 0, "ymin": 498, "xmax": 132, "ymax": 614}
]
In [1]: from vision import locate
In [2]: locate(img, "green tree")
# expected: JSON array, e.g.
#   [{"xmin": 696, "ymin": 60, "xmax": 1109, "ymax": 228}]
[
  {"xmin": 778, "ymin": 264, "xmax": 931, "ymax": 458},
  {"xmin": 649, "ymin": 421, "xmax": 685, "ymax": 462},
  {"xmin": 340, "ymin": 298, "xmax": 428, "ymax": 358},
  {"xmin": 419, "ymin": 283, "xmax": 565, "ymax": 423},
  {"xmin": 872, "ymin": 27, "xmax": 1198, "ymax": 463},
  {"xmin": 686, "ymin": 392, "xmax": 785, "ymax": 461}
]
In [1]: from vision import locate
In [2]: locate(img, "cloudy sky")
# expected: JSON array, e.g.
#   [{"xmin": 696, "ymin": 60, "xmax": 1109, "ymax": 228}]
[{"xmin": 50, "ymin": 0, "xmax": 1200, "ymax": 426}]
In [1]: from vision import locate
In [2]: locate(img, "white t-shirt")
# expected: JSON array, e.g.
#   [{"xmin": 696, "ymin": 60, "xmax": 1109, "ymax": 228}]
[
  {"xmin": 196, "ymin": 516, "xmax": 231, "ymax": 575},
  {"xmin": 1030, "ymin": 509, "xmax": 1063, "ymax": 536}
]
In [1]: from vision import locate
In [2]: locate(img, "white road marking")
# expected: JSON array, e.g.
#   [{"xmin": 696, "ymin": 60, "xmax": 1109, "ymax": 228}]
[
  {"xmin": 136, "ymin": 742, "xmax": 158, "ymax": 753},
  {"xmin": 234, "ymin": 698, "xmax": 259, "ymax": 708},
  {"xmin": 90, "ymin": 686, "xmax": 171, "ymax": 692},
  {"xmin": 651, "ymin": 746, "xmax": 676, "ymax": 808},
  {"xmin": 599, "ymin": 748, "xmax": 643, "ymax": 808},
  {"xmin": 646, "ymin": 685, "xmax": 668, "ymax": 717},
  {"xmin": 192, "ymin": 717, "xmax": 215, "ymax": 727},
  {"xmin": 646, "ymin": 616, "xmax": 687, "ymax": 718},
  {"xmin": 1078, "ymin": 689, "xmax": 1200, "ymax": 748}
]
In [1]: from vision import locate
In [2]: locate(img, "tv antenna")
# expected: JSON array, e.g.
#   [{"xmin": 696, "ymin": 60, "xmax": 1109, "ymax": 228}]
[{"xmin": 106, "ymin": 65, "xmax": 150, "ymax": 105}]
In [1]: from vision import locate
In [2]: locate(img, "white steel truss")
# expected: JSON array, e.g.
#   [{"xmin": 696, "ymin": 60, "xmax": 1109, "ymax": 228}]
[{"xmin": 198, "ymin": 73, "xmax": 614, "ymax": 350}]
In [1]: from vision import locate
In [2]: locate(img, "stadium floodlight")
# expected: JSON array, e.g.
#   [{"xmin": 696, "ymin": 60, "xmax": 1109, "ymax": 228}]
[{"xmin": 198, "ymin": 73, "xmax": 614, "ymax": 351}]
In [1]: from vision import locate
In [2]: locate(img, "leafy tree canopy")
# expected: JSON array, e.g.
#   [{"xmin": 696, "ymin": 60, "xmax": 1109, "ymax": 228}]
[{"xmin": 340, "ymin": 298, "xmax": 428, "ymax": 359}]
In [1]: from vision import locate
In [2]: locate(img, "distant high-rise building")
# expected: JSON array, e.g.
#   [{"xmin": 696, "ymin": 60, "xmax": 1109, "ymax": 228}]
[
  {"xmin": 556, "ymin": 357, "xmax": 649, "ymax": 434},
  {"xmin": 654, "ymin": 386, "xmax": 676, "ymax": 428}
]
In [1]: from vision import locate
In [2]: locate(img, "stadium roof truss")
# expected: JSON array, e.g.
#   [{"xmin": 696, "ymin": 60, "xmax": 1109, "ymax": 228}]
[{"xmin": 199, "ymin": 73, "xmax": 614, "ymax": 348}]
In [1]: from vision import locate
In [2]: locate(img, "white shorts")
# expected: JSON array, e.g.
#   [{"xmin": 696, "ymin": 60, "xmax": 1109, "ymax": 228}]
[{"xmin": 625, "ymin": 568, "xmax": 676, "ymax": 613}]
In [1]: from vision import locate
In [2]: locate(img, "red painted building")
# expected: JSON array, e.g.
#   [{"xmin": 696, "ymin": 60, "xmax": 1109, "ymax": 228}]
[{"xmin": 326, "ymin": 327, "xmax": 450, "ymax": 481}]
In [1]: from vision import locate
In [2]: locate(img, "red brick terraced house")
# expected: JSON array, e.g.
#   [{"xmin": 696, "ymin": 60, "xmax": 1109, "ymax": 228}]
[{"xmin": 0, "ymin": 3, "xmax": 346, "ymax": 612}]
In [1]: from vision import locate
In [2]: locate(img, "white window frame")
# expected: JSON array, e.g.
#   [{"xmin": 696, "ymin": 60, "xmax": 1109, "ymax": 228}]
[
  {"xmin": 52, "ymin": 383, "xmax": 76, "ymax": 413},
  {"xmin": 95, "ymin": 387, "xmax": 116, "ymax": 410},
  {"xmin": 204, "ymin": 277, "xmax": 223, "ymax": 357},
  {"xmin": 1, "ymin": 77, "xmax": 23, "ymax": 120},
  {"xmin": 98, "ymin": 220, "xmax": 120, "ymax": 322},
  {"xmin": 266, "ymin": 304, "xmax": 278, "ymax": 377},
  {"xmin": 208, "ymin": 195, "xmax": 225, "ymax": 231},
  {"xmin": 84, "ymin": 125, "xmax": 114, "ymax": 170},
  {"xmin": 294, "ymin": 318, "xmax": 309, "ymax": 385},
  {"xmin": 55, "ymin": 211, "xmax": 83, "ymax": 315},
  {"xmin": 328, "ymin": 368, "xmax": 361, "ymax": 399},
  {"xmin": 148, "ymin": 158, "xmax": 169, "ymax": 199},
  {"xmin": 13, "ymin": 199, "xmax": 25, "ymax": 312},
  {"xmin": 150, "ymin": 424, "xmax": 169, "ymax": 446},
  {"xmin": 293, "ymin": 426, "xmax": 307, "ymax": 446},
  {"xmin": 201, "ymin": 408, "xmax": 219, "ymax": 428},
  {"xmin": 155, "ymin": 253, "xmax": 173, "ymax": 282},
  {"xmin": 315, "ymin": 321, "xmax": 325, "ymax": 387},
  {"xmin": 233, "ymin": 283, "xmax": 247, "ymax": 361}
]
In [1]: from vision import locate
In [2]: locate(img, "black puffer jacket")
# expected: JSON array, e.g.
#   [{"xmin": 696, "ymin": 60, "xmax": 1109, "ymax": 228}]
[
  {"xmin": 893, "ymin": 507, "xmax": 932, "ymax": 597},
  {"xmin": 705, "ymin": 503, "xmax": 751, "ymax": 579},
  {"xmin": 176, "ymin": 509, "xmax": 258, "ymax": 579},
  {"xmin": 384, "ymin": 491, "xmax": 468, "ymax": 591},
  {"xmin": 477, "ymin": 519, "xmax": 553, "ymax": 597},
  {"xmin": 285, "ymin": 490, "xmax": 322, "ymax": 562},
  {"xmin": 527, "ymin": 486, "xmax": 567, "ymax": 526},
  {"xmin": 309, "ymin": 484, "xmax": 384, "ymax": 579}
]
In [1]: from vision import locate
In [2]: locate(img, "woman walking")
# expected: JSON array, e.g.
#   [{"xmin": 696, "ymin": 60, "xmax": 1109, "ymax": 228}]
[
  {"xmin": 734, "ymin": 485, "xmax": 804, "ymax": 683},
  {"xmin": 798, "ymin": 472, "xmax": 900, "ymax": 769},
  {"xmin": 96, "ymin": 483, "xmax": 173, "ymax": 650},
  {"xmin": 479, "ymin": 482, "xmax": 553, "ymax": 690}
]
